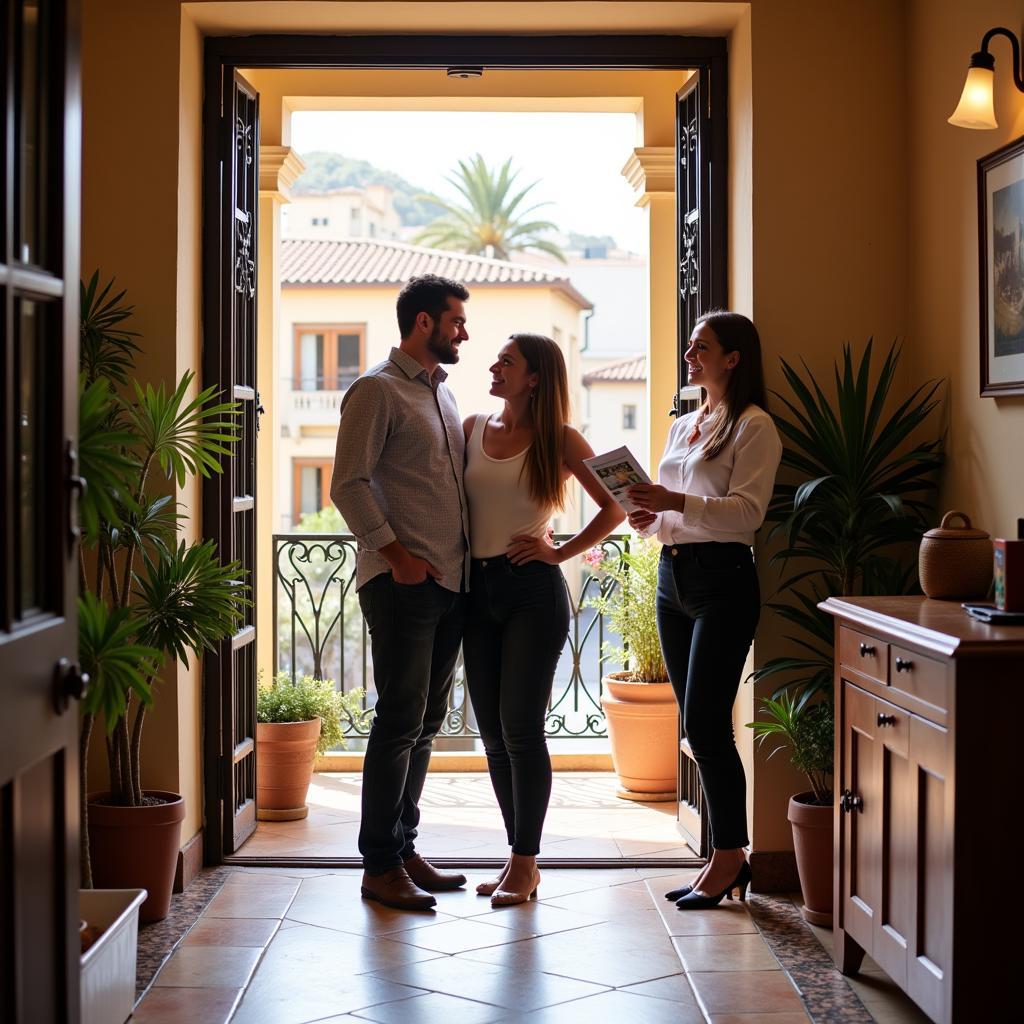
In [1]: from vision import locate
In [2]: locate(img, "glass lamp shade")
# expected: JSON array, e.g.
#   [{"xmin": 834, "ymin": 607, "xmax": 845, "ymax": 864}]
[{"xmin": 948, "ymin": 66, "xmax": 998, "ymax": 129}]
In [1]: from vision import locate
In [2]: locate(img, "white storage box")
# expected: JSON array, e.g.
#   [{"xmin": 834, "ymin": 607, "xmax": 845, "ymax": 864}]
[{"xmin": 80, "ymin": 888, "xmax": 147, "ymax": 1024}]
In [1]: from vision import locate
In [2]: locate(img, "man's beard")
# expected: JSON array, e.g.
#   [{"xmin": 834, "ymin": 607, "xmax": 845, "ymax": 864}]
[{"xmin": 426, "ymin": 323, "xmax": 459, "ymax": 364}]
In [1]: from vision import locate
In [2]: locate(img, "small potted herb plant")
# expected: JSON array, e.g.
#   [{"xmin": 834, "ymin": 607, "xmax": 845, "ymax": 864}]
[{"xmin": 256, "ymin": 673, "xmax": 365, "ymax": 820}]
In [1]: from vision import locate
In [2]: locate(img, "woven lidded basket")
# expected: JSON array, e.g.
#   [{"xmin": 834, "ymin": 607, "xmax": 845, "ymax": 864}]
[{"xmin": 918, "ymin": 511, "xmax": 993, "ymax": 600}]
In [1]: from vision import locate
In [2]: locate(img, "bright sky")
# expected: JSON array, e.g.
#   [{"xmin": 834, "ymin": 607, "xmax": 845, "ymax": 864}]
[{"xmin": 290, "ymin": 110, "xmax": 647, "ymax": 255}]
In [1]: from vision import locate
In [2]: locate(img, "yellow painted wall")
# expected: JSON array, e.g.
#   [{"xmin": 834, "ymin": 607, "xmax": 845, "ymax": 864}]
[{"xmin": 906, "ymin": 0, "xmax": 1024, "ymax": 541}]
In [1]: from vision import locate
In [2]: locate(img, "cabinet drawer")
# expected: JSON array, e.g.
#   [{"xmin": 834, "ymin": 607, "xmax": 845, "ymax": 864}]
[
  {"xmin": 889, "ymin": 646, "xmax": 949, "ymax": 713},
  {"xmin": 839, "ymin": 627, "xmax": 889, "ymax": 685}
]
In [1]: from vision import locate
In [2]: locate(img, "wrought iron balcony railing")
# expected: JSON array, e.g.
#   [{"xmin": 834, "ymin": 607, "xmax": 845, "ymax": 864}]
[{"xmin": 272, "ymin": 533, "xmax": 630, "ymax": 746}]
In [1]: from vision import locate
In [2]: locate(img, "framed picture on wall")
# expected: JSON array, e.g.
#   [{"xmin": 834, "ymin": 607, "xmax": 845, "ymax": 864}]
[{"xmin": 980, "ymin": 135, "xmax": 1024, "ymax": 396}]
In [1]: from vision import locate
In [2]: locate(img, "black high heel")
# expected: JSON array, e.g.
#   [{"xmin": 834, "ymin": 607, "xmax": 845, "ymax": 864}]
[
  {"xmin": 664, "ymin": 884, "xmax": 694, "ymax": 901},
  {"xmin": 675, "ymin": 861, "xmax": 751, "ymax": 910}
]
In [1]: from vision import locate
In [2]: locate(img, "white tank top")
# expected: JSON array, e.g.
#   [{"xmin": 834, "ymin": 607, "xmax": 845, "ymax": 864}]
[{"xmin": 464, "ymin": 414, "xmax": 554, "ymax": 558}]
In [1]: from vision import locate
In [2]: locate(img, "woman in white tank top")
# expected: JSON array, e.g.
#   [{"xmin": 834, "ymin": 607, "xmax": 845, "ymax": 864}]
[{"xmin": 462, "ymin": 333, "xmax": 624, "ymax": 906}]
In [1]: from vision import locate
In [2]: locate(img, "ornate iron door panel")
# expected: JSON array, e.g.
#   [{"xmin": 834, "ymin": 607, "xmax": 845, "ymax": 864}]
[
  {"xmin": 674, "ymin": 64, "xmax": 726, "ymax": 418},
  {"xmin": 0, "ymin": 0, "xmax": 82, "ymax": 1018},
  {"xmin": 203, "ymin": 69, "xmax": 259, "ymax": 856}
]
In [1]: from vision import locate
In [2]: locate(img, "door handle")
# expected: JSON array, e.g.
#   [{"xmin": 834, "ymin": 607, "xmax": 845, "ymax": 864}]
[
  {"xmin": 840, "ymin": 789, "xmax": 864, "ymax": 813},
  {"xmin": 52, "ymin": 658, "xmax": 89, "ymax": 714},
  {"xmin": 65, "ymin": 439, "xmax": 87, "ymax": 547}
]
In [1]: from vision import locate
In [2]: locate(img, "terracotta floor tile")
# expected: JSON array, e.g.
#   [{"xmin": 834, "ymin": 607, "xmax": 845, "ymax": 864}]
[
  {"xmin": 130, "ymin": 986, "xmax": 242, "ymax": 1024},
  {"xmin": 392, "ymin": 916, "xmax": 535, "ymax": 954},
  {"xmin": 203, "ymin": 886, "xmax": 298, "ymax": 919},
  {"xmin": 492, "ymin": 988, "xmax": 706, "ymax": 1023},
  {"xmin": 688, "ymin": 970, "xmax": 807, "ymax": 1014},
  {"xmin": 286, "ymin": 885, "xmax": 459, "ymax": 935},
  {"xmin": 232, "ymin": 974, "xmax": 424, "ymax": 1024},
  {"xmin": 368, "ymin": 956, "xmax": 608, "ymax": 1012},
  {"xmin": 619, "ymin": 972, "xmax": 701, "ymax": 1006},
  {"xmin": 459, "ymin": 925, "xmax": 683, "ymax": 988},
  {"xmin": 182, "ymin": 917, "xmax": 279, "ymax": 947},
  {"xmin": 352, "ymin": 991, "xmax": 507, "ymax": 1024},
  {"xmin": 465, "ymin": 899, "xmax": 603, "ymax": 935},
  {"xmin": 708, "ymin": 1013, "xmax": 811, "ymax": 1023},
  {"xmin": 152, "ymin": 945, "xmax": 263, "ymax": 988},
  {"xmin": 673, "ymin": 932, "xmax": 782, "ymax": 972},
  {"xmin": 652, "ymin": 891, "xmax": 759, "ymax": 936}
]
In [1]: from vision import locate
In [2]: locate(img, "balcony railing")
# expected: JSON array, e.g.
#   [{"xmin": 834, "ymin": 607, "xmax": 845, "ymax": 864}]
[{"xmin": 272, "ymin": 533, "xmax": 631, "ymax": 745}]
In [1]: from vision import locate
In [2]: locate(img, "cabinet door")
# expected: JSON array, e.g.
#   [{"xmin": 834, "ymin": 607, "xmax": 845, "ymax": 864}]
[
  {"xmin": 873, "ymin": 696, "xmax": 912, "ymax": 988},
  {"xmin": 907, "ymin": 714, "xmax": 950, "ymax": 1022},
  {"xmin": 840, "ymin": 682, "xmax": 880, "ymax": 953}
]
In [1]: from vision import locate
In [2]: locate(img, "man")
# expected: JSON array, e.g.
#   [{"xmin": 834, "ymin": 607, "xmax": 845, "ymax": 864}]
[{"xmin": 331, "ymin": 274, "xmax": 471, "ymax": 910}]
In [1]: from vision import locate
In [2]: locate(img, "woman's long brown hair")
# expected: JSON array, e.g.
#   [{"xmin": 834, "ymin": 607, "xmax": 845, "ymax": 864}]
[
  {"xmin": 693, "ymin": 311, "xmax": 769, "ymax": 461},
  {"xmin": 509, "ymin": 333, "xmax": 570, "ymax": 510}
]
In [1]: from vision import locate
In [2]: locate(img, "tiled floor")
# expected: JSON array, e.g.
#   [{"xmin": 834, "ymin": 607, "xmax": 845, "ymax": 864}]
[
  {"xmin": 239, "ymin": 772, "xmax": 695, "ymax": 862},
  {"xmin": 131, "ymin": 867, "xmax": 933, "ymax": 1024}
]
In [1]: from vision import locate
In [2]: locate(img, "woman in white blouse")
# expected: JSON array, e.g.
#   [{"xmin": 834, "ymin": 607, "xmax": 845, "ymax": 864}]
[{"xmin": 628, "ymin": 311, "xmax": 782, "ymax": 910}]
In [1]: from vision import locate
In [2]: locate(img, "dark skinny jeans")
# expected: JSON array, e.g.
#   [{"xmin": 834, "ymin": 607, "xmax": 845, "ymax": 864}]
[
  {"xmin": 656, "ymin": 542, "xmax": 760, "ymax": 850},
  {"xmin": 357, "ymin": 572, "xmax": 466, "ymax": 875},
  {"xmin": 462, "ymin": 556, "xmax": 571, "ymax": 857}
]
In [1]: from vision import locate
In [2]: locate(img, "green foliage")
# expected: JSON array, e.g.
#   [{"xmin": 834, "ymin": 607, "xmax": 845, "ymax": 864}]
[
  {"xmin": 585, "ymin": 538, "xmax": 667, "ymax": 683},
  {"xmin": 77, "ymin": 272, "xmax": 248, "ymax": 821},
  {"xmin": 79, "ymin": 271, "xmax": 141, "ymax": 387},
  {"xmin": 257, "ymin": 673, "xmax": 366, "ymax": 755},
  {"xmin": 747, "ymin": 694, "xmax": 834, "ymax": 805},
  {"xmin": 78, "ymin": 593, "xmax": 160, "ymax": 729},
  {"xmin": 295, "ymin": 505, "xmax": 346, "ymax": 534},
  {"xmin": 291, "ymin": 150, "xmax": 446, "ymax": 226},
  {"xmin": 414, "ymin": 154, "xmax": 566, "ymax": 263},
  {"xmin": 756, "ymin": 341, "xmax": 944, "ymax": 700}
]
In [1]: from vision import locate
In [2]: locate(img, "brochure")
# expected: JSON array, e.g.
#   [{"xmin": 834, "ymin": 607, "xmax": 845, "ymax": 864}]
[{"xmin": 583, "ymin": 445, "xmax": 653, "ymax": 513}]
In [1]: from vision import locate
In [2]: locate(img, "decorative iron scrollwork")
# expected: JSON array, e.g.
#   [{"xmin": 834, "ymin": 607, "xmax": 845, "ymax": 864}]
[
  {"xmin": 236, "ymin": 117, "xmax": 254, "ymax": 166},
  {"xmin": 234, "ymin": 219, "xmax": 255, "ymax": 298},
  {"xmin": 680, "ymin": 211, "xmax": 700, "ymax": 298}
]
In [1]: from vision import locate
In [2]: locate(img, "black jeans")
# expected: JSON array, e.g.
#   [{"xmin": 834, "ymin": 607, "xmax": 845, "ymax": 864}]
[
  {"xmin": 656, "ymin": 542, "xmax": 760, "ymax": 850},
  {"xmin": 357, "ymin": 572, "xmax": 466, "ymax": 875},
  {"xmin": 462, "ymin": 556, "xmax": 571, "ymax": 856}
]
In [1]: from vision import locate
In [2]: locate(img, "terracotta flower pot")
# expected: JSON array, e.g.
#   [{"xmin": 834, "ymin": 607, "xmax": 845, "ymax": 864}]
[
  {"xmin": 600, "ymin": 674, "xmax": 677, "ymax": 801},
  {"xmin": 87, "ymin": 790, "xmax": 186, "ymax": 924},
  {"xmin": 256, "ymin": 718, "xmax": 321, "ymax": 821},
  {"xmin": 788, "ymin": 791, "xmax": 833, "ymax": 926}
]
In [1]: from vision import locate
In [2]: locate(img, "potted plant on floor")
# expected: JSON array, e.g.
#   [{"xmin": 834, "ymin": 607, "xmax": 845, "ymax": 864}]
[
  {"xmin": 77, "ymin": 272, "xmax": 248, "ymax": 922},
  {"xmin": 586, "ymin": 538, "xmax": 674, "ymax": 800},
  {"xmin": 256, "ymin": 672, "xmax": 364, "ymax": 820},
  {"xmin": 748, "ymin": 693, "xmax": 834, "ymax": 924},
  {"xmin": 751, "ymin": 340, "xmax": 943, "ymax": 922}
]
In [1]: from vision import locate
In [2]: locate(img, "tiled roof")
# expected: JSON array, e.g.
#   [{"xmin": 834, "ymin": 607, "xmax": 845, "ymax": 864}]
[
  {"xmin": 583, "ymin": 355, "xmax": 647, "ymax": 384},
  {"xmin": 280, "ymin": 238, "xmax": 593, "ymax": 309}
]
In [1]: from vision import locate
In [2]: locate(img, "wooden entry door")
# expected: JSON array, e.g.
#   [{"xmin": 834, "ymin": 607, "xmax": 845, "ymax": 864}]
[
  {"xmin": 0, "ymin": 0, "xmax": 83, "ymax": 1020},
  {"xmin": 202, "ymin": 68, "xmax": 260, "ymax": 857}
]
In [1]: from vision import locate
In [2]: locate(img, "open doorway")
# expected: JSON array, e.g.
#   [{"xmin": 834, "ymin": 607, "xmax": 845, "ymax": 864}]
[{"xmin": 201, "ymin": 38, "xmax": 728, "ymax": 867}]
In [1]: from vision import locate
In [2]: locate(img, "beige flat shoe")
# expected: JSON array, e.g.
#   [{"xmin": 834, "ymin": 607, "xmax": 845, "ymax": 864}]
[{"xmin": 490, "ymin": 871, "xmax": 541, "ymax": 907}]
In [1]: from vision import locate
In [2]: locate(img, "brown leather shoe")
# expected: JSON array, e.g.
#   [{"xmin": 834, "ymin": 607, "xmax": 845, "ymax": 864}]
[
  {"xmin": 360, "ymin": 867, "xmax": 436, "ymax": 910},
  {"xmin": 403, "ymin": 854, "xmax": 466, "ymax": 892}
]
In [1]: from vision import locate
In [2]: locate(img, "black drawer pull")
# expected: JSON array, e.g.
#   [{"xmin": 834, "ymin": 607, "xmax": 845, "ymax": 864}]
[
  {"xmin": 895, "ymin": 657, "xmax": 913, "ymax": 673},
  {"xmin": 859, "ymin": 642, "xmax": 876, "ymax": 657},
  {"xmin": 877, "ymin": 713, "xmax": 896, "ymax": 727}
]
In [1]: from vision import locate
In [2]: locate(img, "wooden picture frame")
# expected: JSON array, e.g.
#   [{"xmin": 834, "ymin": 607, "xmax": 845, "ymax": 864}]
[{"xmin": 979, "ymin": 134, "xmax": 1024, "ymax": 396}]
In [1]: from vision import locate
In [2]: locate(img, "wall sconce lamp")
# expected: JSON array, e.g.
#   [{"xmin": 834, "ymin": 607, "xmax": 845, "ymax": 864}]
[{"xmin": 949, "ymin": 27, "xmax": 1024, "ymax": 129}]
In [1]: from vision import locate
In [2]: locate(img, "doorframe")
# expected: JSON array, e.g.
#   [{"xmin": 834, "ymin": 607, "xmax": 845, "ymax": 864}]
[{"xmin": 202, "ymin": 32, "xmax": 728, "ymax": 866}]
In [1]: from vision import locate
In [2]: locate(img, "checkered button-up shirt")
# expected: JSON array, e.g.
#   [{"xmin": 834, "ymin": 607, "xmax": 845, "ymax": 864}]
[{"xmin": 330, "ymin": 347, "xmax": 470, "ymax": 593}]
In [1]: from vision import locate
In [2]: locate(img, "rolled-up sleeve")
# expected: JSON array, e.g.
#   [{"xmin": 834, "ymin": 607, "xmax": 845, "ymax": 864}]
[
  {"xmin": 330, "ymin": 378, "xmax": 397, "ymax": 550},
  {"xmin": 681, "ymin": 415, "xmax": 782, "ymax": 534}
]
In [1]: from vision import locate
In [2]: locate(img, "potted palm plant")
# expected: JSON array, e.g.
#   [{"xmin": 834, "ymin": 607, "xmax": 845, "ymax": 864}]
[
  {"xmin": 76, "ymin": 272, "xmax": 248, "ymax": 922},
  {"xmin": 256, "ymin": 672, "xmax": 364, "ymax": 819},
  {"xmin": 586, "ymin": 538, "xmax": 674, "ymax": 800},
  {"xmin": 752, "ymin": 340, "xmax": 943, "ymax": 922}
]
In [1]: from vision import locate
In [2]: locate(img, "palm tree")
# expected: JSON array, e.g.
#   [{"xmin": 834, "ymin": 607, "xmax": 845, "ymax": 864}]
[{"xmin": 414, "ymin": 154, "xmax": 566, "ymax": 262}]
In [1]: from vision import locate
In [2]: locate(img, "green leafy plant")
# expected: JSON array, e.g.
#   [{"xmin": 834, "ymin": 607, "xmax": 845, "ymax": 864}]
[
  {"xmin": 585, "ymin": 538, "xmax": 668, "ymax": 683},
  {"xmin": 755, "ymin": 341, "xmax": 944, "ymax": 701},
  {"xmin": 257, "ymin": 673, "xmax": 366, "ymax": 755},
  {"xmin": 747, "ymin": 693, "xmax": 834, "ymax": 805},
  {"xmin": 413, "ymin": 154, "xmax": 566, "ymax": 262},
  {"xmin": 76, "ymin": 272, "xmax": 249, "ymax": 886}
]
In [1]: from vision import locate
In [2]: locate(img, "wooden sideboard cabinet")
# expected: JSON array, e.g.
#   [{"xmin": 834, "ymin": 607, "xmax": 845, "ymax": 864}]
[{"xmin": 821, "ymin": 596, "xmax": 1024, "ymax": 1024}]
